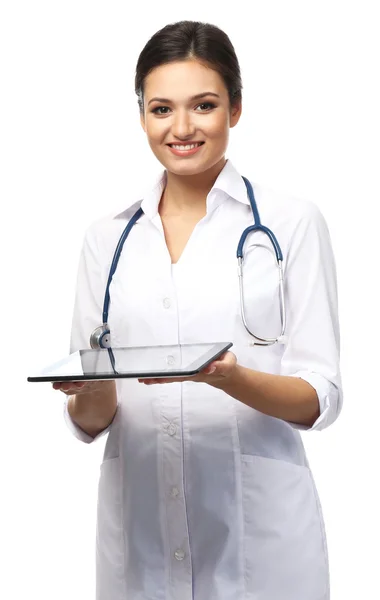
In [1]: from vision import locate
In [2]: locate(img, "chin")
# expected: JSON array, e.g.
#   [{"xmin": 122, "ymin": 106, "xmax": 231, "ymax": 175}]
[
  {"xmin": 159, "ymin": 155, "xmax": 225, "ymax": 177},
  {"xmin": 166, "ymin": 163, "xmax": 209, "ymax": 176}
]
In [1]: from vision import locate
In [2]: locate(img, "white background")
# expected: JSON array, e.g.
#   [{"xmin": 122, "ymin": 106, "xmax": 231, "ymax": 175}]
[{"xmin": 1, "ymin": 1, "xmax": 379, "ymax": 598}]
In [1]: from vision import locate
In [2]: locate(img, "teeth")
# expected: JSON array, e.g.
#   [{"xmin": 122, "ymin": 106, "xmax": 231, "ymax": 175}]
[{"xmin": 171, "ymin": 143, "xmax": 202, "ymax": 150}]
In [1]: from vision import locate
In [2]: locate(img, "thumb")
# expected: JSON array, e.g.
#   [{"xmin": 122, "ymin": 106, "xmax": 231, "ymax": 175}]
[{"xmin": 204, "ymin": 352, "xmax": 236, "ymax": 376}]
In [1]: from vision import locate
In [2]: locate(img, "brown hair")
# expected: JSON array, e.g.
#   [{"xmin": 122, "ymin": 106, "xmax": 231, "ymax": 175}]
[{"xmin": 135, "ymin": 20, "xmax": 243, "ymax": 113}]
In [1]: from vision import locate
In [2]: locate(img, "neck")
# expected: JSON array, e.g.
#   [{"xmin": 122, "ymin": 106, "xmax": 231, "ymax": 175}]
[{"xmin": 159, "ymin": 157, "xmax": 227, "ymax": 217}]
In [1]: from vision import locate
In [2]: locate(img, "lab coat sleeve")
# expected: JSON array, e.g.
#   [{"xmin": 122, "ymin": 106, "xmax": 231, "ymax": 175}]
[
  {"xmin": 279, "ymin": 201, "xmax": 343, "ymax": 431},
  {"xmin": 63, "ymin": 222, "xmax": 119, "ymax": 444}
]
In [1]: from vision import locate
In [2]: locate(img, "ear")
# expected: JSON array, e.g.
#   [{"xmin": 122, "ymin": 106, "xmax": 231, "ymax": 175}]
[
  {"xmin": 230, "ymin": 100, "xmax": 242, "ymax": 128},
  {"xmin": 140, "ymin": 112, "xmax": 146, "ymax": 133}
]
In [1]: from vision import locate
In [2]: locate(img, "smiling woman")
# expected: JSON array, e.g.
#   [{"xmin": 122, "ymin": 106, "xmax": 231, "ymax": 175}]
[{"xmin": 57, "ymin": 19, "xmax": 342, "ymax": 600}]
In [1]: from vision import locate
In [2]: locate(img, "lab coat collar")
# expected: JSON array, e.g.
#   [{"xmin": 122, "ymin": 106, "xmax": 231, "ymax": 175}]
[
  {"xmin": 212, "ymin": 159, "xmax": 250, "ymax": 207},
  {"xmin": 119, "ymin": 159, "xmax": 250, "ymax": 221}
]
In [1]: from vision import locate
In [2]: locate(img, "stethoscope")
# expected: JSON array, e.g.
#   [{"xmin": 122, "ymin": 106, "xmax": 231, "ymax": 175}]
[{"xmin": 90, "ymin": 176, "xmax": 287, "ymax": 350}]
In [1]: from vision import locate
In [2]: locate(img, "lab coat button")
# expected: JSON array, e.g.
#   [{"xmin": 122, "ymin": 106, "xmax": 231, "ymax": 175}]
[
  {"xmin": 167, "ymin": 423, "xmax": 176, "ymax": 436},
  {"xmin": 174, "ymin": 549, "xmax": 185, "ymax": 561},
  {"xmin": 163, "ymin": 298, "xmax": 171, "ymax": 309},
  {"xmin": 171, "ymin": 486, "xmax": 180, "ymax": 498},
  {"xmin": 167, "ymin": 355, "xmax": 175, "ymax": 366}
]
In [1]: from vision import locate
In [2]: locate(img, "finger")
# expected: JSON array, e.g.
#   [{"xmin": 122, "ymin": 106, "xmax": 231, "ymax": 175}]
[
  {"xmin": 203, "ymin": 362, "xmax": 218, "ymax": 375},
  {"xmin": 60, "ymin": 382, "xmax": 85, "ymax": 393},
  {"xmin": 203, "ymin": 352, "xmax": 236, "ymax": 376},
  {"xmin": 215, "ymin": 351, "xmax": 233, "ymax": 365},
  {"xmin": 215, "ymin": 352, "xmax": 237, "ymax": 375},
  {"xmin": 138, "ymin": 378, "xmax": 185, "ymax": 384},
  {"xmin": 53, "ymin": 381, "xmax": 84, "ymax": 391},
  {"xmin": 56, "ymin": 383, "xmax": 71, "ymax": 391},
  {"xmin": 60, "ymin": 385, "xmax": 74, "ymax": 393},
  {"xmin": 203, "ymin": 352, "xmax": 229, "ymax": 372}
]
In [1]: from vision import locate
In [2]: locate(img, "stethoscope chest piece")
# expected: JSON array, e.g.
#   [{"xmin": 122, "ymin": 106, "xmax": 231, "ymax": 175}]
[{"xmin": 90, "ymin": 324, "xmax": 111, "ymax": 349}]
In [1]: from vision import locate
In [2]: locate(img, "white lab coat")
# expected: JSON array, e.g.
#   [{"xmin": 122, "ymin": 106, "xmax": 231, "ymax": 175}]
[{"xmin": 65, "ymin": 159, "xmax": 342, "ymax": 600}]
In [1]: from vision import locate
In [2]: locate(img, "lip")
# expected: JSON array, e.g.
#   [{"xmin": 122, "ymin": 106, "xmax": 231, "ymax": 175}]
[{"xmin": 166, "ymin": 142, "xmax": 204, "ymax": 157}]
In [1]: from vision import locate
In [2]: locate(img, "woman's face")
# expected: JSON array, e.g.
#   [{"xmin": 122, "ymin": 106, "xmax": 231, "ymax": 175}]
[{"xmin": 140, "ymin": 59, "xmax": 241, "ymax": 177}]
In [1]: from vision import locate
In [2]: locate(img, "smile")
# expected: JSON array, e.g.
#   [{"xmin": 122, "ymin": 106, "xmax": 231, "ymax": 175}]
[{"xmin": 167, "ymin": 142, "xmax": 205, "ymax": 156}]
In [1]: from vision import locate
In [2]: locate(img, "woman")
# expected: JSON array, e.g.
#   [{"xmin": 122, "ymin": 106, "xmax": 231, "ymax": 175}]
[{"xmin": 54, "ymin": 20, "xmax": 342, "ymax": 600}]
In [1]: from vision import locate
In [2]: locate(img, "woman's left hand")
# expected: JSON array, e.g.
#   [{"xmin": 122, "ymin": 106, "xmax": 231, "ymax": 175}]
[{"xmin": 138, "ymin": 351, "xmax": 238, "ymax": 387}]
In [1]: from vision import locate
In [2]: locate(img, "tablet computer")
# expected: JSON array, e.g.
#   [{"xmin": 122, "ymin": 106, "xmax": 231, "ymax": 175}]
[{"xmin": 27, "ymin": 341, "xmax": 233, "ymax": 382}]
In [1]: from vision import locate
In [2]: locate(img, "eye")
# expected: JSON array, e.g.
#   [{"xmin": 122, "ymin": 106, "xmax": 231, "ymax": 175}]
[
  {"xmin": 151, "ymin": 106, "xmax": 171, "ymax": 115},
  {"xmin": 195, "ymin": 102, "xmax": 216, "ymax": 111}
]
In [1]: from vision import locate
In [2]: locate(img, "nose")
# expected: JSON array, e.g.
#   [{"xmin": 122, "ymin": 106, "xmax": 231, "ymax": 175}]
[{"xmin": 171, "ymin": 109, "xmax": 196, "ymax": 140}]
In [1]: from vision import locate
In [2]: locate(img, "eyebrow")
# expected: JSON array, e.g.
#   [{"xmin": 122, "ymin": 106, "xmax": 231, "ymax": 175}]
[{"xmin": 147, "ymin": 92, "xmax": 220, "ymax": 106}]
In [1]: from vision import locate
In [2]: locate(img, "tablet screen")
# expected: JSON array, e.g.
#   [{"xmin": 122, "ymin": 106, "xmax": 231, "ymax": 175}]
[{"xmin": 27, "ymin": 342, "xmax": 233, "ymax": 382}]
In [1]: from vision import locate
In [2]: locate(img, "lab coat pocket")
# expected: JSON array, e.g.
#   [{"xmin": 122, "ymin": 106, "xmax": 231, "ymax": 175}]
[
  {"xmin": 96, "ymin": 457, "xmax": 126, "ymax": 600},
  {"xmin": 241, "ymin": 454, "xmax": 329, "ymax": 600}
]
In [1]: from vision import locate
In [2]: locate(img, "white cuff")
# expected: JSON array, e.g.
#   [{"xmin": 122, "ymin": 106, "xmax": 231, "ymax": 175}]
[
  {"xmin": 63, "ymin": 397, "xmax": 114, "ymax": 444},
  {"xmin": 286, "ymin": 371, "xmax": 340, "ymax": 431}
]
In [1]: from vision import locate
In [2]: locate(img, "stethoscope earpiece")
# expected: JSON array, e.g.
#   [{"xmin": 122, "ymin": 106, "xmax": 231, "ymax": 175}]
[{"xmin": 90, "ymin": 325, "xmax": 111, "ymax": 349}]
